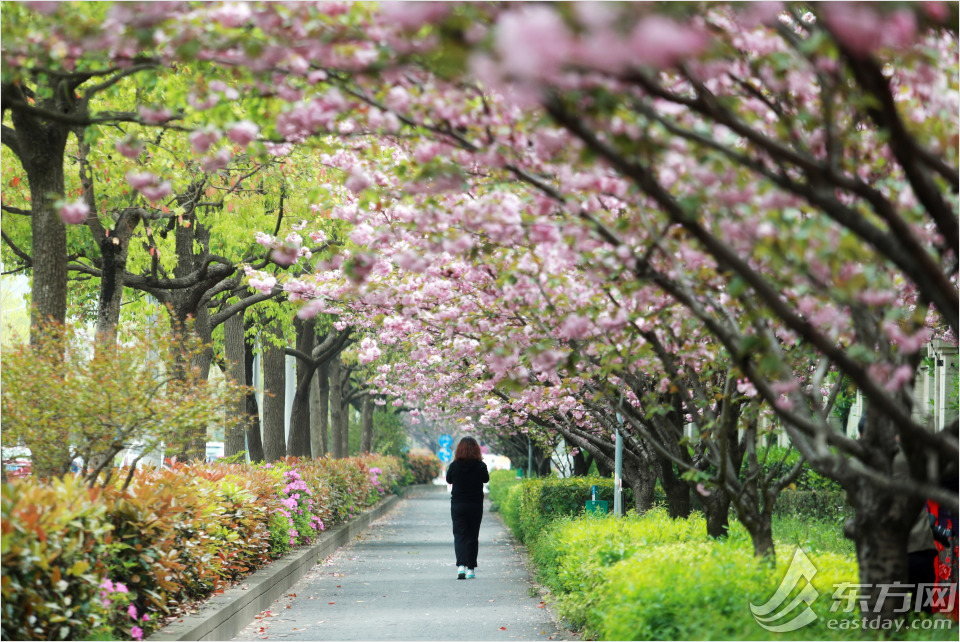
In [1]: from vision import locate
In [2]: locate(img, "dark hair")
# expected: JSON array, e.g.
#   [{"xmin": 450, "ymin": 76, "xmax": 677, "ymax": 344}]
[{"xmin": 454, "ymin": 436, "xmax": 482, "ymax": 461}]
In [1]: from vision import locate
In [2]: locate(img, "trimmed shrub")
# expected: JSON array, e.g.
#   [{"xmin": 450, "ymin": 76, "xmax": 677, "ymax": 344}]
[
  {"xmin": 489, "ymin": 476, "xmax": 952, "ymax": 641},
  {"xmin": 748, "ymin": 446, "xmax": 844, "ymax": 493},
  {"xmin": 488, "ymin": 469, "xmax": 520, "ymax": 511},
  {"xmin": 498, "ymin": 475, "xmax": 635, "ymax": 545},
  {"xmin": 404, "ymin": 452, "xmax": 443, "ymax": 484},
  {"xmin": 773, "ymin": 489, "xmax": 851, "ymax": 521},
  {"xmin": 2, "ymin": 454, "xmax": 406, "ymax": 640},
  {"xmin": 1, "ymin": 476, "xmax": 112, "ymax": 641}
]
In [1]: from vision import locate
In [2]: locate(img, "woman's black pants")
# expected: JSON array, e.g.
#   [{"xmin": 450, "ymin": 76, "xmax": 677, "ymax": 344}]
[{"xmin": 451, "ymin": 500, "xmax": 483, "ymax": 568}]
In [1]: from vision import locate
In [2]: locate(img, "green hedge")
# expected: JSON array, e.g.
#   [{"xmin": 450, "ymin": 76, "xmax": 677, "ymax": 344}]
[
  {"xmin": 748, "ymin": 446, "xmax": 844, "ymax": 493},
  {"xmin": 772, "ymin": 490, "xmax": 851, "ymax": 521},
  {"xmin": 498, "ymin": 475, "xmax": 635, "ymax": 545},
  {"xmin": 488, "ymin": 469, "xmax": 520, "ymax": 511},
  {"xmin": 403, "ymin": 452, "xmax": 444, "ymax": 484},
  {"xmin": 2, "ymin": 455, "xmax": 406, "ymax": 641},
  {"xmin": 491, "ymin": 475, "xmax": 951, "ymax": 641}
]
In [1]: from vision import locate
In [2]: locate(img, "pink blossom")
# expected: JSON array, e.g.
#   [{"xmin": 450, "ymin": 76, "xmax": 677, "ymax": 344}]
[
  {"xmin": 559, "ymin": 314, "xmax": 592, "ymax": 341},
  {"xmin": 380, "ymin": 2, "xmax": 451, "ymax": 29},
  {"xmin": 736, "ymin": 379, "xmax": 758, "ymax": 397},
  {"xmin": 358, "ymin": 337, "xmax": 382, "ymax": 364},
  {"xmin": 385, "ymin": 86, "xmax": 412, "ymax": 112},
  {"xmin": 495, "ymin": 5, "xmax": 574, "ymax": 80},
  {"xmin": 271, "ymin": 243, "xmax": 300, "ymax": 267},
  {"xmin": 264, "ymin": 142, "xmax": 293, "ymax": 157},
  {"xmin": 823, "ymin": 3, "xmax": 916, "ymax": 58},
  {"xmin": 127, "ymin": 604, "xmax": 138, "ymax": 620},
  {"xmin": 628, "ymin": 16, "xmax": 707, "ymax": 69},
  {"xmin": 922, "ymin": 2, "xmax": 950, "ymax": 21},
  {"xmin": 139, "ymin": 181, "xmax": 172, "ymax": 203},
  {"xmin": 59, "ymin": 199, "xmax": 89, "ymax": 225},
  {"xmin": 131, "ymin": 626, "xmax": 144, "ymax": 641},
  {"xmin": 885, "ymin": 365, "xmax": 915, "ymax": 392},
  {"xmin": 344, "ymin": 166, "xmax": 372, "ymax": 193},
  {"xmin": 24, "ymin": 2, "xmax": 60, "ymax": 15},
  {"xmin": 126, "ymin": 171, "xmax": 158, "ymax": 190},
  {"xmin": 696, "ymin": 483, "xmax": 712, "ymax": 497},
  {"xmin": 139, "ymin": 106, "xmax": 172, "ymax": 124},
  {"xmin": 249, "ymin": 275, "xmax": 277, "ymax": 294},
  {"xmin": 349, "ymin": 223, "xmax": 375, "ymax": 246},
  {"xmin": 114, "ymin": 582, "xmax": 129, "ymax": 594},
  {"xmin": 201, "ymin": 148, "xmax": 232, "ymax": 173},
  {"xmin": 210, "ymin": 2, "xmax": 251, "ymax": 27},
  {"xmin": 189, "ymin": 128, "xmax": 222, "ymax": 154},
  {"xmin": 115, "ymin": 139, "xmax": 143, "ymax": 160},
  {"xmin": 227, "ymin": 120, "xmax": 260, "ymax": 146}
]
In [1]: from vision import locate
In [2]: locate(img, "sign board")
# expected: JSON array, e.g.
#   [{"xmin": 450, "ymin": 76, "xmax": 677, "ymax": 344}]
[
  {"xmin": 438, "ymin": 434, "xmax": 453, "ymax": 448},
  {"xmin": 437, "ymin": 446, "xmax": 453, "ymax": 463}
]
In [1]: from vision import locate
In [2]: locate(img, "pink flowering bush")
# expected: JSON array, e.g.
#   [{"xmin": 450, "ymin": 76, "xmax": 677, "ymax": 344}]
[
  {"xmin": 2, "ymin": 456, "xmax": 405, "ymax": 640},
  {"xmin": 88, "ymin": 579, "xmax": 151, "ymax": 641}
]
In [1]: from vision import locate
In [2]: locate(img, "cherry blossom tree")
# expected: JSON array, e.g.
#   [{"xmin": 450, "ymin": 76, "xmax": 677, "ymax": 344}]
[{"xmin": 3, "ymin": 1, "xmax": 957, "ymax": 620}]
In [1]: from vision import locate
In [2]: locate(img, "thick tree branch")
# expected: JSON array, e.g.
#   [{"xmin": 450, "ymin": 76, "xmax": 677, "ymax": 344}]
[{"xmin": 1, "ymin": 230, "xmax": 32, "ymax": 265}]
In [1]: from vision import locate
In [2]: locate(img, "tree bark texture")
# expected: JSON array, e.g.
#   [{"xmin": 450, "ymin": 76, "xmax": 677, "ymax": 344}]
[
  {"xmin": 244, "ymin": 325, "xmax": 265, "ymax": 463},
  {"xmin": 262, "ymin": 321, "xmax": 287, "ymax": 462},
  {"xmin": 657, "ymin": 454, "xmax": 692, "ymax": 519},
  {"xmin": 5, "ymin": 84, "xmax": 71, "ymax": 345},
  {"xmin": 361, "ymin": 395, "xmax": 374, "ymax": 453},
  {"xmin": 311, "ymin": 360, "xmax": 329, "ymax": 457},
  {"xmin": 329, "ymin": 354, "xmax": 345, "ymax": 458},
  {"xmin": 223, "ymin": 310, "xmax": 246, "ymax": 458},
  {"xmin": 287, "ymin": 317, "xmax": 315, "ymax": 457},
  {"xmin": 702, "ymin": 490, "xmax": 733, "ymax": 539},
  {"xmin": 338, "ymin": 397, "xmax": 351, "ymax": 458}
]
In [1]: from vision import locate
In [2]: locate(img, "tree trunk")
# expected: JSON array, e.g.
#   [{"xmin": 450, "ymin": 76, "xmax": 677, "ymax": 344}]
[
  {"xmin": 624, "ymin": 462, "xmax": 657, "ymax": 514},
  {"xmin": 244, "ymin": 325, "xmax": 265, "ymax": 463},
  {"xmin": 657, "ymin": 454, "xmax": 692, "ymax": 518},
  {"xmin": 311, "ymin": 360, "xmax": 329, "ymax": 457},
  {"xmin": 94, "ymin": 227, "xmax": 131, "ymax": 341},
  {"xmin": 702, "ymin": 490, "xmax": 733, "ymax": 539},
  {"xmin": 287, "ymin": 317, "xmax": 315, "ymax": 457},
  {"xmin": 262, "ymin": 321, "xmax": 287, "ymax": 462},
  {"xmin": 750, "ymin": 511, "xmax": 775, "ymax": 559},
  {"xmin": 595, "ymin": 456, "xmax": 613, "ymax": 478},
  {"xmin": 339, "ymin": 397, "xmax": 351, "ymax": 457},
  {"xmin": 571, "ymin": 447, "xmax": 593, "ymax": 476},
  {"xmin": 25, "ymin": 151, "xmax": 69, "ymax": 342},
  {"xmin": 223, "ymin": 311, "xmax": 246, "ymax": 458},
  {"xmin": 848, "ymin": 516, "xmax": 912, "ymax": 624},
  {"xmin": 361, "ymin": 395, "xmax": 374, "ymax": 453},
  {"xmin": 8, "ymin": 88, "xmax": 70, "ymax": 346},
  {"xmin": 329, "ymin": 354, "xmax": 345, "ymax": 458},
  {"xmin": 77, "ymin": 136, "xmax": 139, "ymax": 344}
]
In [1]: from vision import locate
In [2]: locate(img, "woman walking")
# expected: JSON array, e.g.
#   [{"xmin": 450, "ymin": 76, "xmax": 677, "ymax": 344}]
[{"xmin": 446, "ymin": 437, "xmax": 489, "ymax": 579}]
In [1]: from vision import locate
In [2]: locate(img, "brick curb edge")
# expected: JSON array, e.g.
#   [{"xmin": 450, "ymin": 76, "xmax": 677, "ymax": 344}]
[{"xmin": 147, "ymin": 486, "xmax": 435, "ymax": 641}]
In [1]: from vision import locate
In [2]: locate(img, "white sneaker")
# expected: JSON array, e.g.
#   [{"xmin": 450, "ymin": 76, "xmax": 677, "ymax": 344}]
[
  {"xmin": 457, "ymin": 565, "xmax": 466, "ymax": 580},
  {"xmin": 466, "ymin": 568, "xmax": 476, "ymax": 579}
]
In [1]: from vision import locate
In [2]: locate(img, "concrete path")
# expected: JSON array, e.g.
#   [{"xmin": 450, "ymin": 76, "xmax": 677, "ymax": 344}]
[{"xmin": 232, "ymin": 485, "xmax": 573, "ymax": 641}]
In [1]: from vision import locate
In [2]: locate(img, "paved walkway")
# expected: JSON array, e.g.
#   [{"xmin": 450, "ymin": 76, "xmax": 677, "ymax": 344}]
[{"xmin": 233, "ymin": 486, "xmax": 573, "ymax": 641}]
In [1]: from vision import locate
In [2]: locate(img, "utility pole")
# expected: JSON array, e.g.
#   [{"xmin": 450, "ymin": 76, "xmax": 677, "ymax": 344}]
[{"xmin": 614, "ymin": 394, "xmax": 624, "ymax": 517}]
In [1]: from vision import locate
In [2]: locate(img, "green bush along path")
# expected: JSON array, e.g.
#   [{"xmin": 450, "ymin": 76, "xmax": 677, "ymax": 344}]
[{"xmin": 232, "ymin": 485, "xmax": 571, "ymax": 641}]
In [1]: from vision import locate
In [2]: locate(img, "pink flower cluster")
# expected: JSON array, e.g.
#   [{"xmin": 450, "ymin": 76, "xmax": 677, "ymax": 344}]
[
  {"xmin": 98, "ymin": 578, "xmax": 150, "ymax": 641},
  {"xmin": 276, "ymin": 469, "xmax": 323, "ymax": 546}
]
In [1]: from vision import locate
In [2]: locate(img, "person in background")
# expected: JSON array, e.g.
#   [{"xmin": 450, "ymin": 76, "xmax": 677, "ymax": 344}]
[{"xmin": 446, "ymin": 436, "xmax": 489, "ymax": 580}]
